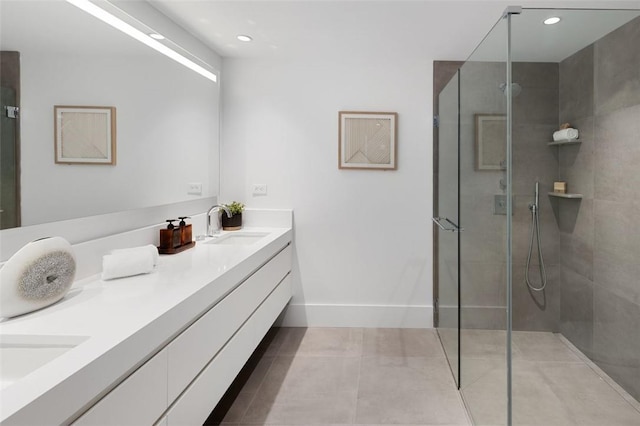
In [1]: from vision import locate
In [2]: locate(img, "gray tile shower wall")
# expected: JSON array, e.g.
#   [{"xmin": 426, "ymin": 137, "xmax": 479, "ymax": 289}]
[
  {"xmin": 593, "ymin": 16, "xmax": 640, "ymax": 116},
  {"xmin": 511, "ymin": 63, "xmax": 560, "ymax": 332},
  {"xmin": 559, "ymin": 45, "xmax": 595, "ymax": 122},
  {"xmin": 459, "ymin": 61, "xmax": 560, "ymax": 331},
  {"xmin": 559, "ymin": 16, "xmax": 640, "ymax": 401},
  {"xmin": 459, "ymin": 61, "xmax": 508, "ymax": 330}
]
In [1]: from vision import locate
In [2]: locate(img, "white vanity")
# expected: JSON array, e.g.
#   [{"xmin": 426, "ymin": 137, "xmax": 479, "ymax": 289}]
[{"xmin": 0, "ymin": 215, "xmax": 292, "ymax": 425}]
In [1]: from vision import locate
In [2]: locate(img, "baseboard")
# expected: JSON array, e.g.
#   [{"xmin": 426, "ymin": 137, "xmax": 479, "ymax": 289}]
[
  {"xmin": 279, "ymin": 303, "xmax": 433, "ymax": 328},
  {"xmin": 440, "ymin": 306, "xmax": 507, "ymax": 330}
]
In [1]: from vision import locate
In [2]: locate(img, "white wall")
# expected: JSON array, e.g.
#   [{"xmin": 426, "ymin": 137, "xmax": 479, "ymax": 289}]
[
  {"xmin": 220, "ymin": 0, "xmax": 640, "ymax": 328},
  {"xmin": 221, "ymin": 56, "xmax": 433, "ymax": 327}
]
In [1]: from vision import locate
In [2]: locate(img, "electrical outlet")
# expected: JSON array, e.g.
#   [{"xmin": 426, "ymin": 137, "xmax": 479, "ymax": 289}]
[
  {"xmin": 252, "ymin": 184, "xmax": 267, "ymax": 196},
  {"xmin": 187, "ymin": 182, "xmax": 202, "ymax": 195}
]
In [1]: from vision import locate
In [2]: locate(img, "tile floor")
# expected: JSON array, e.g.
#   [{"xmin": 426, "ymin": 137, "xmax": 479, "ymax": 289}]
[
  {"xmin": 439, "ymin": 328, "xmax": 640, "ymax": 426},
  {"xmin": 206, "ymin": 327, "xmax": 471, "ymax": 425},
  {"xmin": 206, "ymin": 327, "xmax": 640, "ymax": 426}
]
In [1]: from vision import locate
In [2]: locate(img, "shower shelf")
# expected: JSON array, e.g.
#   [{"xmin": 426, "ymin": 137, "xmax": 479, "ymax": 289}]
[
  {"xmin": 548, "ymin": 139, "xmax": 581, "ymax": 146},
  {"xmin": 548, "ymin": 192, "xmax": 583, "ymax": 199}
]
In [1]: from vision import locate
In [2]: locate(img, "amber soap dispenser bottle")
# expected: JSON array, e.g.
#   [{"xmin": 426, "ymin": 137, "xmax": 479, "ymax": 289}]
[
  {"xmin": 178, "ymin": 216, "xmax": 192, "ymax": 246},
  {"xmin": 160, "ymin": 219, "xmax": 181, "ymax": 250}
]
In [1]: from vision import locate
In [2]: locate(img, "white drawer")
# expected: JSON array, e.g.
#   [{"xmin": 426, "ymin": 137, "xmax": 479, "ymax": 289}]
[
  {"xmin": 73, "ymin": 348, "xmax": 167, "ymax": 426},
  {"xmin": 253, "ymin": 274, "xmax": 292, "ymax": 344},
  {"xmin": 166, "ymin": 274, "xmax": 292, "ymax": 426},
  {"xmin": 167, "ymin": 245, "xmax": 291, "ymax": 402}
]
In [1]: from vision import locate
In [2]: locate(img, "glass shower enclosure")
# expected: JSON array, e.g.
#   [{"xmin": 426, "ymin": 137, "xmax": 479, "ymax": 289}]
[{"xmin": 434, "ymin": 7, "xmax": 640, "ymax": 425}]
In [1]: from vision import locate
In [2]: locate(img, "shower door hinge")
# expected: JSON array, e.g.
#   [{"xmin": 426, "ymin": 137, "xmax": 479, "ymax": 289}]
[
  {"xmin": 502, "ymin": 5, "xmax": 522, "ymax": 17},
  {"xmin": 433, "ymin": 115, "xmax": 440, "ymax": 128},
  {"xmin": 4, "ymin": 106, "xmax": 19, "ymax": 119}
]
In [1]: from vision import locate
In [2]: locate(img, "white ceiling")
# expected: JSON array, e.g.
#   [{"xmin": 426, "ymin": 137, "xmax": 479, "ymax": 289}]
[
  {"xmin": 150, "ymin": 0, "xmax": 511, "ymax": 61},
  {"xmin": 150, "ymin": 0, "xmax": 640, "ymax": 62},
  {"xmin": 1, "ymin": 1, "xmax": 638, "ymax": 63},
  {"xmin": 470, "ymin": 8, "xmax": 640, "ymax": 62}
]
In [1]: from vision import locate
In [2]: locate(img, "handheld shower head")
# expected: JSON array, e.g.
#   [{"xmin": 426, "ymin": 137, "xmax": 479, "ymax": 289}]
[
  {"xmin": 529, "ymin": 181, "xmax": 539, "ymax": 212},
  {"xmin": 525, "ymin": 180, "xmax": 547, "ymax": 291}
]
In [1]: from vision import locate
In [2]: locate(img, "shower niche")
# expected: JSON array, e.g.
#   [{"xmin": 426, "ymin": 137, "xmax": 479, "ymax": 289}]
[{"xmin": 548, "ymin": 138, "xmax": 584, "ymax": 198}]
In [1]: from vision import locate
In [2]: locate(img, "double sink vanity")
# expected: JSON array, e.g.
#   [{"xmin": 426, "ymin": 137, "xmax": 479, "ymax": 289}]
[{"xmin": 0, "ymin": 220, "xmax": 293, "ymax": 425}]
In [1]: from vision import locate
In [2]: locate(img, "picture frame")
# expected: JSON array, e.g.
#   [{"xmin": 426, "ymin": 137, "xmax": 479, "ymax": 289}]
[
  {"xmin": 339, "ymin": 111, "xmax": 397, "ymax": 170},
  {"xmin": 54, "ymin": 106, "xmax": 116, "ymax": 165},
  {"xmin": 475, "ymin": 114, "xmax": 506, "ymax": 171}
]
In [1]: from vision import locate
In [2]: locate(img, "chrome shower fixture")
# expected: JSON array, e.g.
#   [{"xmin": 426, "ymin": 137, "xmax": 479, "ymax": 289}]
[
  {"xmin": 525, "ymin": 181, "xmax": 547, "ymax": 291},
  {"xmin": 499, "ymin": 82, "xmax": 522, "ymax": 97}
]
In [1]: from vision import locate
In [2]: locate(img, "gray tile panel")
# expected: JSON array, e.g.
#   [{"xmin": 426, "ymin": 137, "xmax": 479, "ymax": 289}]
[{"xmin": 594, "ymin": 17, "xmax": 640, "ymax": 116}]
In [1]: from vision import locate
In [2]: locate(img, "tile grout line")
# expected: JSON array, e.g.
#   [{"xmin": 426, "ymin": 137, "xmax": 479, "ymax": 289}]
[
  {"xmin": 555, "ymin": 333, "xmax": 640, "ymax": 414},
  {"xmin": 351, "ymin": 328, "xmax": 365, "ymax": 425},
  {"xmin": 434, "ymin": 329, "xmax": 474, "ymax": 426},
  {"xmin": 237, "ymin": 328, "xmax": 287, "ymax": 424},
  {"xmin": 237, "ymin": 357, "xmax": 277, "ymax": 424}
]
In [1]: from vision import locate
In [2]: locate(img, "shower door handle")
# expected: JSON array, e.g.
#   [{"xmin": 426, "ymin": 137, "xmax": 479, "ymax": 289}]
[{"xmin": 432, "ymin": 217, "xmax": 464, "ymax": 232}]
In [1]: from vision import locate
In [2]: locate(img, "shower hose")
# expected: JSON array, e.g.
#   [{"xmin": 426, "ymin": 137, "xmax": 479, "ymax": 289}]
[{"xmin": 525, "ymin": 203, "xmax": 547, "ymax": 291}]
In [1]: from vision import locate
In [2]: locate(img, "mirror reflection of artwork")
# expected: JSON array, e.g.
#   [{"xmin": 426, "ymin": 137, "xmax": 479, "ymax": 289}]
[
  {"xmin": 475, "ymin": 114, "xmax": 506, "ymax": 171},
  {"xmin": 339, "ymin": 111, "xmax": 397, "ymax": 170},
  {"xmin": 54, "ymin": 106, "xmax": 116, "ymax": 165}
]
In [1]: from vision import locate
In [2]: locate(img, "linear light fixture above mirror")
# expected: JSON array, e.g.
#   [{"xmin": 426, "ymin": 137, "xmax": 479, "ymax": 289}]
[{"xmin": 66, "ymin": 0, "xmax": 218, "ymax": 83}]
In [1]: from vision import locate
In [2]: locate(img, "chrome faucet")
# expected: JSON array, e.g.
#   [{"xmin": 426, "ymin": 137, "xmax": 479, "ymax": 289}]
[{"xmin": 207, "ymin": 204, "xmax": 232, "ymax": 237}]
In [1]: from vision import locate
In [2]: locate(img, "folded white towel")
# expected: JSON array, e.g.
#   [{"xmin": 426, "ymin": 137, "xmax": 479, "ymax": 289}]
[
  {"xmin": 102, "ymin": 250, "xmax": 155, "ymax": 280},
  {"xmin": 111, "ymin": 244, "xmax": 159, "ymax": 266},
  {"xmin": 553, "ymin": 128, "xmax": 579, "ymax": 141}
]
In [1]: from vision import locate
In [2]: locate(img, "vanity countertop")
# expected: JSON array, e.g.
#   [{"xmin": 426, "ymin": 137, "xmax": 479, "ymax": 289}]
[{"xmin": 0, "ymin": 227, "xmax": 292, "ymax": 425}]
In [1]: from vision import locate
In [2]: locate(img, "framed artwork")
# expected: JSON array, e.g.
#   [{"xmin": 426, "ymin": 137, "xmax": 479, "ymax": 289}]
[
  {"xmin": 475, "ymin": 114, "xmax": 506, "ymax": 171},
  {"xmin": 339, "ymin": 111, "xmax": 397, "ymax": 170},
  {"xmin": 54, "ymin": 106, "xmax": 116, "ymax": 165}
]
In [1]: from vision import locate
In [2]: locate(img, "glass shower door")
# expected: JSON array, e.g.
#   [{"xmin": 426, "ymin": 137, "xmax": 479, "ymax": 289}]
[
  {"xmin": 457, "ymin": 14, "xmax": 509, "ymax": 426},
  {"xmin": 434, "ymin": 70, "xmax": 461, "ymax": 387}
]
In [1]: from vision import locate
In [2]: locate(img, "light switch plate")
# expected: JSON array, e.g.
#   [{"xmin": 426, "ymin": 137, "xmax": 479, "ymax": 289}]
[
  {"xmin": 187, "ymin": 182, "xmax": 202, "ymax": 195},
  {"xmin": 252, "ymin": 184, "xmax": 267, "ymax": 196}
]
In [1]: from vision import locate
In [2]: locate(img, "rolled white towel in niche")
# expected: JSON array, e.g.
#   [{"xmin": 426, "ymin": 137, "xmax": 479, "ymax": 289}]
[
  {"xmin": 0, "ymin": 237, "xmax": 77, "ymax": 318},
  {"xmin": 102, "ymin": 246, "xmax": 157, "ymax": 281},
  {"xmin": 553, "ymin": 128, "xmax": 579, "ymax": 141}
]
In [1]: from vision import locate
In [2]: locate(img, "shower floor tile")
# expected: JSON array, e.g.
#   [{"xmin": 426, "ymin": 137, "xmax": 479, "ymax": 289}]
[{"xmin": 459, "ymin": 330, "xmax": 640, "ymax": 426}]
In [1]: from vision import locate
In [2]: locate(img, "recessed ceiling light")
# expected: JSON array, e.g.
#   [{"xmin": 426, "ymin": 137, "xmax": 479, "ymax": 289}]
[
  {"xmin": 543, "ymin": 17, "xmax": 561, "ymax": 25},
  {"xmin": 149, "ymin": 33, "xmax": 165, "ymax": 40},
  {"xmin": 237, "ymin": 35, "xmax": 253, "ymax": 42}
]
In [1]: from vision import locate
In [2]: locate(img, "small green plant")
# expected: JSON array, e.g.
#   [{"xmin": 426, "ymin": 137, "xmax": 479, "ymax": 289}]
[{"xmin": 224, "ymin": 201, "xmax": 245, "ymax": 216}]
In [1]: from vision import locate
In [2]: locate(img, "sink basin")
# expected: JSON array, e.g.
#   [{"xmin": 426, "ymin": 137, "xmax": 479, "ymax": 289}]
[
  {"xmin": 205, "ymin": 232, "xmax": 269, "ymax": 246},
  {"xmin": 0, "ymin": 334, "xmax": 89, "ymax": 390}
]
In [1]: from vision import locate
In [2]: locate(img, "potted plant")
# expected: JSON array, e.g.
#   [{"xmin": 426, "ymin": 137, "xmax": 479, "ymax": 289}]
[{"xmin": 221, "ymin": 201, "xmax": 244, "ymax": 231}]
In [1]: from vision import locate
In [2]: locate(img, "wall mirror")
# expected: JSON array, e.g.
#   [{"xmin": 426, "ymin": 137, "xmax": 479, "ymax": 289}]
[{"xmin": 0, "ymin": 0, "xmax": 220, "ymax": 230}]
